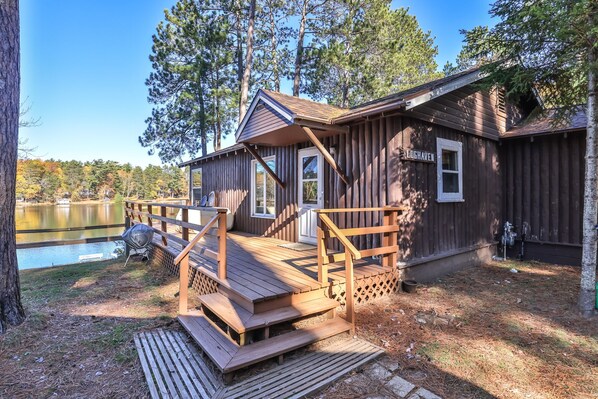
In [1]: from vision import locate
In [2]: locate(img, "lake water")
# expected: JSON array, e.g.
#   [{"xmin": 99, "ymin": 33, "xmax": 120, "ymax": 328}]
[{"xmin": 16, "ymin": 203, "xmax": 126, "ymax": 270}]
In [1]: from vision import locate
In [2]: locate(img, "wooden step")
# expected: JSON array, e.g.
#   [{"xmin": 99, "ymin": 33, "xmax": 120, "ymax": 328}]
[
  {"xmin": 224, "ymin": 318, "xmax": 352, "ymax": 372},
  {"xmin": 200, "ymin": 292, "xmax": 340, "ymax": 334},
  {"xmin": 178, "ymin": 311, "xmax": 238, "ymax": 371},
  {"xmin": 179, "ymin": 312, "xmax": 352, "ymax": 374}
]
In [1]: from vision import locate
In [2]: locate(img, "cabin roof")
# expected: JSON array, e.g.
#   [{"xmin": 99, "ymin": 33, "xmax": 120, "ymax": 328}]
[
  {"xmin": 333, "ymin": 67, "xmax": 485, "ymax": 123},
  {"xmin": 234, "ymin": 67, "xmax": 487, "ymax": 144},
  {"xmin": 179, "ymin": 143, "xmax": 245, "ymax": 167},
  {"xmin": 261, "ymin": 90, "xmax": 348, "ymax": 123},
  {"xmin": 502, "ymin": 107, "xmax": 587, "ymax": 139}
]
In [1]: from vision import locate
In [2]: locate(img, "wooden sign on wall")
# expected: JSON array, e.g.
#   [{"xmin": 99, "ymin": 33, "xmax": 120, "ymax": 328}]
[{"xmin": 399, "ymin": 147, "xmax": 435, "ymax": 163}]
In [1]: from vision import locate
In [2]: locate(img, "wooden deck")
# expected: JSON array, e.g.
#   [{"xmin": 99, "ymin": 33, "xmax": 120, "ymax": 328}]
[
  {"xmin": 153, "ymin": 230, "xmax": 395, "ymax": 304},
  {"xmin": 127, "ymin": 201, "xmax": 403, "ymax": 375}
]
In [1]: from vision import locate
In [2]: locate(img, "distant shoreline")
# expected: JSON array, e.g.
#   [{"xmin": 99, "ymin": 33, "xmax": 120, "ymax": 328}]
[{"xmin": 15, "ymin": 198, "xmax": 187, "ymax": 207}]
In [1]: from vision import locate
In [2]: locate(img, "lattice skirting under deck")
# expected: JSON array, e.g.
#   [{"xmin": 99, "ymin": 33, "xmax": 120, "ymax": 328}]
[
  {"xmin": 327, "ymin": 269, "xmax": 401, "ymax": 306},
  {"xmin": 150, "ymin": 243, "xmax": 400, "ymax": 304},
  {"xmin": 149, "ymin": 244, "xmax": 219, "ymax": 296}
]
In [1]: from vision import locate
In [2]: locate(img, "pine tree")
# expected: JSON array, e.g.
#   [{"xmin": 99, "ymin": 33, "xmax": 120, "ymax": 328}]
[
  {"xmin": 303, "ymin": 1, "xmax": 441, "ymax": 107},
  {"xmin": 0, "ymin": 0, "xmax": 26, "ymax": 334},
  {"xmin": 140, "ymin": 0, "xmax": 238, "ymax": 163}
]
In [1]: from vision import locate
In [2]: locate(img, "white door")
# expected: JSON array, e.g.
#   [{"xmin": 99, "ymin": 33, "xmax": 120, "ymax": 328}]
[{"xmin": 298, "ymin": 147, "xmax": 323, "ymax": 244}]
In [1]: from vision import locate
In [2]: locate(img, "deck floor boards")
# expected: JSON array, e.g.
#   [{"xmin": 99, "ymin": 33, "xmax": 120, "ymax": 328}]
[
  {"xmin": 152, "ymin": 230, "xmax": 393, "ymax": 303},
  {"xmin": 136, "ymin": 330, "xmax": 384, "ymax": 399}
]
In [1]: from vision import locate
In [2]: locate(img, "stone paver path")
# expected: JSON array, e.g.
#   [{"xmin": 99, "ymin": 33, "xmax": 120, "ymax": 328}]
[{"xmin": 316, "ymin": 356, "xmax": 442, "ymax": 399}]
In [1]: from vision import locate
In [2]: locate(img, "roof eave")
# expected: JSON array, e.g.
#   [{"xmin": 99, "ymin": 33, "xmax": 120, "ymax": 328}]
[
  {"xmin": 332, "ymin": 99, "xmax": 407, "ymax": 124},
  {"xmin": 501, "ymin": 127, "xmax": 585, "ymax": 140}
]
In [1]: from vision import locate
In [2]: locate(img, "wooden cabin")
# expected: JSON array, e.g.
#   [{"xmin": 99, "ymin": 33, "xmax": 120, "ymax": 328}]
[
  {"xmin": 181, "ymin": 68, "xmax": 533, "ymax": 281},
  {"xmin": 126, "ymin": 68, "xmax": 588, "ymax": 379}
]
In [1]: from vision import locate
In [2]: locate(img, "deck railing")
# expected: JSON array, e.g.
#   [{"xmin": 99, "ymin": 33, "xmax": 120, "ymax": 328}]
[
  {"xmin": 16, "ymin": 224, "xmax": 125, "ymax": 249},
  {"xmin": 124, "ymin": 200, "xmax": 228, "ymax": 315},
  {"xmin": 315, "ymin": 206, "xmax": 404, "ymax": 329}
]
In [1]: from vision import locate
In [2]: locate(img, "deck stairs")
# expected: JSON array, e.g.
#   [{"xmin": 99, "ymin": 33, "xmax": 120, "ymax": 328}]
[{"xmin": 178, "ymin": 285, "xmax": 351, "ymax": 376}]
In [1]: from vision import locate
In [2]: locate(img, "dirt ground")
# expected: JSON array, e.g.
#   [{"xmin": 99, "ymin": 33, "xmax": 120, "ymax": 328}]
[
  {"xmin": 1, "ymin": 258, "xmax": 596, "ymax": 399},
  {"xmin": 0, "ymin": 259, "xmax": 183, "ymax": 399},
  {"xmin": 320, "ymin": 260, "xmax": 598, "ymax": 399}
]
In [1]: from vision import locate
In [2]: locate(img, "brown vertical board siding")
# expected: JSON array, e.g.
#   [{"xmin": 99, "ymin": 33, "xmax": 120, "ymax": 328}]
[
  {"xmin": 194, "ymin": 113, "xmax": 502, "ymax": 263},
  {"xmin": 549, "ymin": 137, "xmax": 559, "ymax": 242},
  {"xmin": 560, "ymin": 136, "xmax": 570, "ymax": 242},
  {"xmin": 531, "ymin": 140, "xmax": 541, "ymax": 241},
  {"xmin": 501, "ymin": 131, "xmax": 586, "ymax": 247},
  {"xmin": 238, "ymin": 102, "xmax": 290, "ymax": 142}
]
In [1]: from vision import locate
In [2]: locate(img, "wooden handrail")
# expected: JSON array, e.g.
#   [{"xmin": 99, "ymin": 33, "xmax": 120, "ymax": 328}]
[
  {"xmin": 16, "ymin": 224, "xmax": 125, "ymax": 234},
  {"xmin": 316, "ymin": 206, "xmax": 405, "ymax": 333},
  {"xmin": 174, "ymin": 208, "xmax": 228, "ymax": 316},
  {"xmin": 126, "ymin": 200, "xmax": 225, "ymax": 212},
  {"xmin": 314, "ymin": 206, "xmax": 406, "ymax": 214},
  {"xmin": 318, "ymin": 214, "xmax": 361, "ymax": 260},
  {"xmin": 173, "ymin": 213, "xmax": 220, "ymax": 265}
]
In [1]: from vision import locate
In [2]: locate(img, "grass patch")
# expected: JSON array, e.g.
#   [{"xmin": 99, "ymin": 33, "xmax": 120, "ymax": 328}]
[{"xmin": 0, "ymin": 259, "xmax": 179, "ymax": 399}]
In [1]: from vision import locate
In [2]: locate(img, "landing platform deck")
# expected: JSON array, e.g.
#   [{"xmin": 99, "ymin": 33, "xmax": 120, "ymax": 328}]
[{"xmin": 151, "ymin": 231, "xmax": 394, "ymax": 303}]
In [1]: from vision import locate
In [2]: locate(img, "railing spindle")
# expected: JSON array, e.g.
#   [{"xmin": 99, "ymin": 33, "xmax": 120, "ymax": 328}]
[
  {"xmin": 389, "ymin": 209, "xmax": 398, "ymax": 268},
  {"xmin": 160, "ymin": 206, "xmax": 168, "ymax": 246},
  {"xmin": 345, "ymin": 247, "xmax": 355, "ymax": 333},
  {"xmin": 317, "ymin": 226, "xmax": 328, "ymax": 284},
  {"xmin": 147, "ymin": 204, "xmax": 153, "ymax": 227},
  {"xmin": 181, "ymin": 208, "xmax": 189, "ymax": 249},
  {"xmin": 217, "ymin": 209, "xmax": 227, "ymax": 280},
  {"xmin": 179, "ymin": 254, "xmax": 189, "ymax": 315}
]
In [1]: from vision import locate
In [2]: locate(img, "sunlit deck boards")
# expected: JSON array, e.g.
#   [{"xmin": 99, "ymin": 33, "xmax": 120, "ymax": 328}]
[{"xmin": 151, "ymin": 230, "xmax": 393, "ymax": 303}]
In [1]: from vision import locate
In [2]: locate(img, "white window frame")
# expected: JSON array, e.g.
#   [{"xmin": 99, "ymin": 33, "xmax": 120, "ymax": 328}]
[
  {"xmin": 191, "ymin": 167, "xmax": 202, "ymax": 205},
  {"xmin": 251, "ymin": 156, "xmax": 276, "ymax": 219},
  {"xmin": 436, "ymin": 138, "xmax": 464, "ymax": 203}
]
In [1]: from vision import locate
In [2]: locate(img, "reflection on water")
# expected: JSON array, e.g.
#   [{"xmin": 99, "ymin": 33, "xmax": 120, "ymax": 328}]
[
  {"xmin": 17, "ymin": 242, "xmax": 123, "ymax": 270},
  {"xmin": 16, "ymin": 203, "xmax": 126, "ymax": 269},
  {"xmin": 16, "ymin": 203, "xmax": 126, "ymax": 243}
]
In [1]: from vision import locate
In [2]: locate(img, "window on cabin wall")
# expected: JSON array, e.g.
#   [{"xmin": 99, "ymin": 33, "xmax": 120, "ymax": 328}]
[
  {"xmin": 436, "ymin": 138, "xmax": 463, "ymax": 202},
  {"xmin": 191, "ymin": 168, "xmax": 202, "ymax": 206},
  {"xmin": 251, "ymin": 156, "xmax": 276, "ymax": 218}
]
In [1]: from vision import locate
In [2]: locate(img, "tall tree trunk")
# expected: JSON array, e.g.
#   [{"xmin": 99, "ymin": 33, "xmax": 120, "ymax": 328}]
[
  {"xmin": 0, "ymin": 0, "xmax": 26, "ymax": 334},
  {"xmin": 579, "ymin": 44, "xmax": 598, "ymax": 316},
  {"xmin": 234, "ymin": 0, "xmax": 244, "ymax": 92},
  {"xmin": 239, "ymin": 0, "xmax": 256, "ymax": 122},
  {"xmin": 197, "ymin": 79, "xmax": 207, "ymax": 157},
  {"xmin": 214, "ymin": 69, "xmax": 222, "ymax": 151},
  {"xmin": 341, "ymin": 69, "xmax": 350, "ymax": 108},
  {"xmin": 293, "ymin": 0, "xmax": 308, "ymax": 97},
  {"xmin": 268, "ymin": 5, "xmax": 279, "ymax": 92},
  {"xmin": 215, "ymin": 98, "xmax": 222, "ymax": 151}
]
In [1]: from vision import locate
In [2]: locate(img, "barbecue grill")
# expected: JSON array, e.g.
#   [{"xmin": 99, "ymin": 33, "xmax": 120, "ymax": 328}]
[{"xmin": 122, "ymin": 223, "xmax": 154, "ymax": 267}]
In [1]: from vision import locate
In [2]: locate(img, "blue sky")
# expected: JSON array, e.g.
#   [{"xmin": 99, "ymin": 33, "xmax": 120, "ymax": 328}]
[{"xmin": 20, "ymin": 0, "xmax": 495, "ymax": 166}]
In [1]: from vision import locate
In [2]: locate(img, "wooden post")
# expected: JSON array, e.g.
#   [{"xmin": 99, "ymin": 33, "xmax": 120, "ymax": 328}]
[
  {"xmin": 160, "ymin": 206, "xmax": 167, "ymax": 246},
  {"xmin": 217, "ymin": 209, "xmax": 227, "ymax": 280},
  {"xmin": 317, "ymin": 226, "xmax": 328, "ymax": 284},
  {"xmin": 124, "ymin": 210, "xmax": 130, "ymax": 257},
  {"xmin": 137, "ymin": 203, "xmax": 143, "ymax": 223},
  {"xmin": 388, "ymin": 210, "xmax": 399, "ymax": 268},
  {"xmin": 345, "ymin": 248, "xmax": 355, "ymax": 334},
  {"xmin": 147, "ymin": 204, "xmax": 153, "ymax": 226},
  {"xmin": 181, "ymin": 208, "xmax": 189, "ymax": 249},
  {"xmin": 381, "ymin": 209, "xmax": 391, "ymax": 267},
  {"xmin": 179, "ymin": 255, "xmax": 189, "ymax": 315}
]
